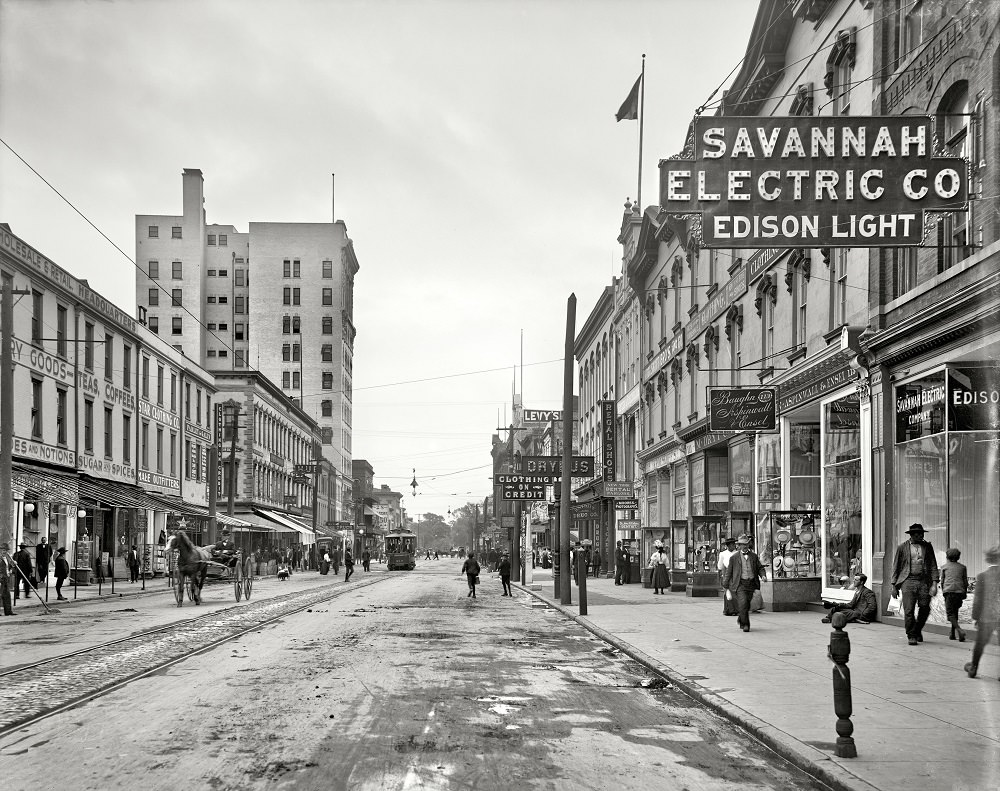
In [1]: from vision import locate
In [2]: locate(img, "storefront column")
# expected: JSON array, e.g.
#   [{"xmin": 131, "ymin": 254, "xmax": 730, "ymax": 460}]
[{"xmin": 869, "ymin": 366, "xmax": 893, "ymax": 611}]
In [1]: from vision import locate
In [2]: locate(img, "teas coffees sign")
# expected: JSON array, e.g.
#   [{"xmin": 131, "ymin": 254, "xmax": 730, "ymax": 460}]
[
  {"xmin": 708, "ymin": 387, "xmax": 776, "ymax": 431},
  {"xmin": 660, "ymin": 116, "xmax": 967, "ymax": 247}
]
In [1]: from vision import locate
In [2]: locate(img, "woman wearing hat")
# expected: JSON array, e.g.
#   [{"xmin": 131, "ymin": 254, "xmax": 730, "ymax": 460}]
[
  {"xmin": 648, "ymin": 541, "xmax": 669, "ymax": 595},
  {"xmin": 54, "ymin": 547, "xmax": 70, "ymax": 601}
]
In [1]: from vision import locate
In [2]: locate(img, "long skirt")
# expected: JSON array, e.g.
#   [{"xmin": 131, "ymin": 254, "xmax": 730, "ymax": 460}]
[{"xmin": 651, "ymin": 564, "xmax": 669, "ymax": 591}]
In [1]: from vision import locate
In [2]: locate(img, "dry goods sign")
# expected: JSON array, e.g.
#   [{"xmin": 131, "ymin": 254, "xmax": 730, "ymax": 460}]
[{"xmin": 659, "ymin": 116, "xmax": 967, "ymax": 247}]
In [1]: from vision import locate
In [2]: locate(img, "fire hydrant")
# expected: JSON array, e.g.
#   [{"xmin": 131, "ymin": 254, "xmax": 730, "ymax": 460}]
[{"xmin": 827, "ymin": 611, "xmax": 857, "ymax": 758}]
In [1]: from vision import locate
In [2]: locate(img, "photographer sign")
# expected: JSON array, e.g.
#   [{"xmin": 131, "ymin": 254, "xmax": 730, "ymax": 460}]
[{"xmin": 708, "ymin": 387, "xmax": 776, "ymax": 432}]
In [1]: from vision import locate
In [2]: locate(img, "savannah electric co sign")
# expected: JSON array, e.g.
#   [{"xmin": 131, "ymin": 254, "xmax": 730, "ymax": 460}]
[{"xmin": 660, "ymin": 116, "xmax": 967, "ymax": 247}]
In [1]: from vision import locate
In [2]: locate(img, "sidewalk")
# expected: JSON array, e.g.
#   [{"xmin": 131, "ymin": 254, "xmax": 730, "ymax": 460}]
[{"xmin": 515, "ymin": 568, "xmax": 999, "ymax": 791}]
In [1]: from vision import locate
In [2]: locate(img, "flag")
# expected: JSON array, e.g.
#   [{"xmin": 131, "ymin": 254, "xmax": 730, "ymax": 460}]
[{"xmin": 615, "ymin": 74, "xmax": 642, "ymax": 122}]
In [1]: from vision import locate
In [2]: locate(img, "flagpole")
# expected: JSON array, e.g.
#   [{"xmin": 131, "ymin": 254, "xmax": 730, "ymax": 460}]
[{"xmin": 637, "ymin": 53, "xmax": 645, "ymax": 210}]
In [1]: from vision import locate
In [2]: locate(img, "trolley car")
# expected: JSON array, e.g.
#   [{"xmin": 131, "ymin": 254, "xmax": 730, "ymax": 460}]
[{"xmin": 385, "ymin": 530, "xmax": 417, "ymax": 570}]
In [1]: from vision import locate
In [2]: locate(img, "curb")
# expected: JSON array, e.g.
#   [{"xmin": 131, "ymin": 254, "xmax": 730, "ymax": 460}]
[{"xmin": 516, "ymin": 583, "xmax": 881, "ymax": 791}]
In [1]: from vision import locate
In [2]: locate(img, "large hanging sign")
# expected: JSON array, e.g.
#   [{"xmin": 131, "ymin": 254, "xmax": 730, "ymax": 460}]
[
  {"xmin": 708, "ymin": 387, "xmax": 776, "ymax": 431},
  {"xmin": 659, "ymin": 116, "xmax": 967, "ymax": 248}
]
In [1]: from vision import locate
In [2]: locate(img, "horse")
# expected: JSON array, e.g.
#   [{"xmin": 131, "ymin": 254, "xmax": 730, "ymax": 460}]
[{"xmin": 165, "ymin": 531, "xmax": 213, "ymax": 606}]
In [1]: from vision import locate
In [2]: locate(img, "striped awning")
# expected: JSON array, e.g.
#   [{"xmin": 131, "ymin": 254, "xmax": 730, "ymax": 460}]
[{"xmin": 11, "ymin": 464, "xmax": 80, "ymax": 504}]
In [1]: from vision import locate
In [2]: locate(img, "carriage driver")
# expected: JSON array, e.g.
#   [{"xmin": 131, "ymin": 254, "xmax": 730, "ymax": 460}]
[{"xmin": 213, "ymin": 528, "xmax": 236, "ymax": 564}]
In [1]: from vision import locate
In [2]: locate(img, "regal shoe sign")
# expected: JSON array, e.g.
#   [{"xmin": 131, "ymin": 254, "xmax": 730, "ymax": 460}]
[{"xmin": 659, "ymin": 116, "xmax": 967, "ymax": 247}]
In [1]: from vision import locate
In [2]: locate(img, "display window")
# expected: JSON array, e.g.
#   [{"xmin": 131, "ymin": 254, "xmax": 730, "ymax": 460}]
[
  {"xmin": 690, "ymin": 457, "xmax": 705, "ymax": 516},
  {"xmin": 729, "ymin": 441, "xmax": 753, "ymax": 512},
  {"xmin": 672, "ymin": 461, "xmax": 687, "ymax": 520},
  {"xmin": 822, "ymin": 393, "xmax": 862, "ymax": 588},
  {"xmin": 894, "ymin": 365, "xmax": 1000, "ymax": 579},
  {"xmin": 756, "ymin": 432, "xmax": 781, "ymax": 509}
]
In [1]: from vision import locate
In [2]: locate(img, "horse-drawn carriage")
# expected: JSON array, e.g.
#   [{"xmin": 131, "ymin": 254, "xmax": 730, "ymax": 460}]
[{"xmin": 166, "ymin": 532, "xmax": 254, "ymax": 607}]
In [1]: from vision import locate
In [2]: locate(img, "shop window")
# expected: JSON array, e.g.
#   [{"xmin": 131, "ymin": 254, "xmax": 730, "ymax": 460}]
[
  {"xmin": 789, "ymin": 423, "xmax": 821, "ymax": 509},
  {"xmin": 729, "ymin": 441, "xmax": 753, "ymax": 512},
  {"xmin": 707, "ymin": 453, "xmax": 729, "ymax": 512},
  {"xmin": 690, "ymin": 456, "xmax": 705, "ymax": 517},
  {"xmin": 823, "ymin": 393, "xmax": 861, "ymax": 588},
  {"xmin": 757, "ymin": 432, "xmax": 781, "ymax": 509},
  {"xmin": 671, "ymin": 461, "xmax": 687, "ymax": 521}
]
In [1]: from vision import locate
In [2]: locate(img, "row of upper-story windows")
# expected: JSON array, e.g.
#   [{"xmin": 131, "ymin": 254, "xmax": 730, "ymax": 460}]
[
  {"xmin": 283, "ymin": 259, "xmax": 335, "ymax": 278},
  {"xmin": 207, "ymin": 233, "xmax": 228, "ymax": 246},
  {"xmin": 148, "ymin": 226, "xmax": 182, "ymax": 239},
  {"xmin": 281, "ymin": 315, "xmax": 336, "ymax": 335},
  {"xmin": 146, "ymin": 261, "xmax": 184, "ymax": 280}
]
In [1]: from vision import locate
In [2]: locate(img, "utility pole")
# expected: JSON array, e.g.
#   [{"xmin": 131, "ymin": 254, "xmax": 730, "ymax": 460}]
[
  {"xmin": 1, "ymin": 275, "xmax": 31, "ymax": 552},
  {"xmin": 560, "ymin": 295, "xmax": 576, "ymax": 606},
  {"xmin": 207, "ymin": 445, "xmax": 219, "ymax": 543}
]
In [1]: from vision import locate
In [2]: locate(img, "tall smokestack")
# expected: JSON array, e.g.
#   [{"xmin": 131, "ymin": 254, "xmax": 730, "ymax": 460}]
[{"xmin": 332, "ymin": 173, "xmax": 335, "ymax": 223}]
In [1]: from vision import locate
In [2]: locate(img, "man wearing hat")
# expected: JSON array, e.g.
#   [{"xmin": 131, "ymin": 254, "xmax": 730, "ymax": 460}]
[
  {"xmin": 12, "ymin": 543, "xmax": 34, "ymax": 601},
  {"xmin": 54, "ymin": 547, "xmax": 70, "ymax": 600},
  {"xmin": 35, "ymin": 536, "xmax": 51, "ymax": 587},
  {"xmin": 891, "ymin": 523, "xmax": 939, "ymax": 645},
  {"xmin": 722, "ymin": 535, "xmax": 766, "ymax": 632},
  {"xmin": 717, "ymin": 536, "xmax": 738, "ymax": 616},
  {"xmin": 822, "ymin": 573, "xmax": 877, "ymax": 624},
  {"xmin": 0, "ymin": 542, "xmax": 13, "ymax": 615}
]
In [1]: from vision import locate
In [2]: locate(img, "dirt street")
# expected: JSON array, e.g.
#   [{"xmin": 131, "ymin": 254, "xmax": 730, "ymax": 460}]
[{"xmin": 0, "ymin": 566, "xmax": 832, "ymax": 790}]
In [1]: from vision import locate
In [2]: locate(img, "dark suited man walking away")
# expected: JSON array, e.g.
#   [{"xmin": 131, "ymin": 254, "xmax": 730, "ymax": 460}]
[
  {"xmin": 1, "ymin": 542, "xmax": 13, "ymax": 615},
  {"xmin": 127, "ymin": 544, "xmax": 140, "ymax": 583},
  {"xmin": 620, "ymin": 542, "xmax": 632, "ymax": 585},
  {"xmin": 344, "ymin": 548, "xmax": 354, "ymax": 582},
  {"xmin": 35, "ymin": 537, "xmax": 51, "ymax": 587},
  {"xmin": 54, "ymin": 547, "xmax": 70, "ymax": 600},
  {"xmin": 722, "ymin": 535, "xmax": 766, "ymax": 632},
  {"xmin": 361, "ymin": 548, "xmax": 371, "ymax": 572},
  {"xmin": 891, "ymin": 523, "xmax": 939, "ymax": 646},
  {"xmin": 12, "ymin": 543, "xmax": 33, "ymax": 601},
  {"xmin": 498, "ymin": 552, "xmax": 512, "ymax": 596}
]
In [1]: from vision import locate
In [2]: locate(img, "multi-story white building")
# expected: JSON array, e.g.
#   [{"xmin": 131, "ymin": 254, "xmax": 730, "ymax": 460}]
[{"xmin": 135, "ymin": 169, "xmax": 359, "ymax": 522}]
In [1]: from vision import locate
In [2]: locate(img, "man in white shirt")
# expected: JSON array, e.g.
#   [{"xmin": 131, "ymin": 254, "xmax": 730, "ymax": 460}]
[{"xmin": 718, "ymin": 536, "xmax": 737, "ymax": 615}]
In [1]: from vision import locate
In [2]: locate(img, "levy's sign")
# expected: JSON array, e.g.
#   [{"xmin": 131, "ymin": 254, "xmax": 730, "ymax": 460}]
[{"xmin": 660, "ymin": 116, "xmax": 967, "ymax": 247}]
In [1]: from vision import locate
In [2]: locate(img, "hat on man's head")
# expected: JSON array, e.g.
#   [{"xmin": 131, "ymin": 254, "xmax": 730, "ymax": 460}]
[
  {"xmin": 736, "ymin": 535, "xmax": 751, "ymax": 546},
  {"xmin": 18, "ymin": 543, "xmax": 27, "ymax": 548},
  {"xmin": 905, "ymin": 524, "xmax": 926, "ymax": 534},
  {"xmin": 985, "ymin": 546, "xmax": 1000, "ymax": 564},
  {"xmin": 56, "ymin": 546, "xmax": 67, "ymax": 554},
  {"xmin": 723, "ymin": 536, "xmax": 737, "ymax": 545}
]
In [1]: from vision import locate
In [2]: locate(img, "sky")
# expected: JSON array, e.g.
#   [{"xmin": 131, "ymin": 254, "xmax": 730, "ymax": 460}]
[{"xmin": 0, "ymin": 0, "xmax": 760, "ymax": 522}]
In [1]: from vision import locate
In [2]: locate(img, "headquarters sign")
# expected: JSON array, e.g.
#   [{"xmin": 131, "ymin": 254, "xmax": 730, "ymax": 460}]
[{"xmin": 659, "ymin": 116, "xmax": 967, "ymax": 247}]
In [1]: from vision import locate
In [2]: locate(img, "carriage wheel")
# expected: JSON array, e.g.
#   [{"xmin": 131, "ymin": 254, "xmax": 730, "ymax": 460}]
[
  {"xmin": 233, "ymin": 560, "xmax": 244, "ymax": 602},
  {"xmin": 243, "ymin": 558, "xmax": 253, "ymax": 600},
  {"xmin": 172, "ymin": 570, "xmax": 185, "ymax": 607}
]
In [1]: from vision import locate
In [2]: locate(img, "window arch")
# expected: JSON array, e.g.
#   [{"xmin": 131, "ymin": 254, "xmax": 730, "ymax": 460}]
[{"xmin": 936, "ymin": 81, "xmax": 971, "ymax": 271}]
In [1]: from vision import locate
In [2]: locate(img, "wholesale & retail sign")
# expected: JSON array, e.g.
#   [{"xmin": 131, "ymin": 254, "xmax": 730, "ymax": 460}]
[{"xmin": 659, "ymin": 116, "xmax": 967, "ymax": 247}]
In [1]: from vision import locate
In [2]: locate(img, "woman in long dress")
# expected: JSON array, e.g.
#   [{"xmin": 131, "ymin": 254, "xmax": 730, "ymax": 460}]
[{"xmin": 649, "ymin": 541, "xmax": 670, "ymax": 595}]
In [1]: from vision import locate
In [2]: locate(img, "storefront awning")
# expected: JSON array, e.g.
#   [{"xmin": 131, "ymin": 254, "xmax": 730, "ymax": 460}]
[
  {"xmin": 77, "ymin": 478, "xmax": 167, "ymax": 510},
  {"xmin": 363, "ymin": 505, "xmax": 376, "ymax": 516},
  {"xmin": 11, "ymin": 464, "xmax": 80, "ymax": 504},
  {"xmin": 253, "ymin": 508, "xmax": 315, "ymax": 539}
]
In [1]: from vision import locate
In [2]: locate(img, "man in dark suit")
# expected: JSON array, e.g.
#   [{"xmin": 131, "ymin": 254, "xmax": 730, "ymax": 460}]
[
  {"xmin": 621, "ymin": 542, "xmax": 632, "ymax": 585},
  {"xmin": 35, "ymin": 537, "xmax": 51, "ymax": 587},
  {"xmin": 822, "ymin": 573, "xmax": 877, "ymax": 624},
  {"xmin": 722, "ymin": 535, "xmax": 766, "ymax": 632},
  {"xmin": 890, "ymin": 523, "xmax": 939, "ymax": 645},
  {"xmin": 127, "ymin": 544, "xmax": 140, "ymax": 583}
]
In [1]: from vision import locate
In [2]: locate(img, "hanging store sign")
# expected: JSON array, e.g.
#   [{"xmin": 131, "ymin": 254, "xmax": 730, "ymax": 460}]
[
  {"xmin": 599, "ymin": 400, "xmax": 617, "ymax": 481},
  {"xmin": 614, "ymin": 498, "xmax": 639, "ymax": 510},
  {"xmin": 708, "ymin": 387, "xmax": 776, "ymax": 431},
  {"xmin": 660, "ymin": 116, "xmax": 967, "ymax": 247},
  {"xmin": 500, "ymin": 482, "xmax": 545, "ymax": 501},
  {"xmin": 521, "ymin": 409, "xmax": 563, "ymax": 422},
  {"xmin": 601, "ymin": 481, "xmax": 634, "ymax": 499},
  {"xmin": 519, "ymin": 456, "xmax": 594, "ymax": 477},
  {"xmin": 617, "ymin": 519, "xmax": 641, "ymax": 531},
  {"xmin": 570, "ymin": 501, "xmax": 600, "ymax": 520}
]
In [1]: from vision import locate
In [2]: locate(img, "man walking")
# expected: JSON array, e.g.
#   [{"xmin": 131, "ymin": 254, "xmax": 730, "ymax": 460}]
[
  {"xmin": 35, "ymin": 537, "xmax": 51, "ymax": 587},
  {"xmin": 498, "ymin": 552, "xmax": 512, "ymax": 596},
  {"xmin": 361, "ymin": 548, "xmax": 371, "ymax": 572},
  {"xmin": 54, "ymin": 546, "xmax": 70, "ymax": 600},
  {"xmin": 12, "ymin": 543, "xmax": 33, "ymax": 601},
  {"xmin": 722, "ymin": 535, "xmax": 765, "ymax": 632},
  {"xmin": 1, "ymin": 542, "xmax": 14, "ymax": 615},
  {"xmin": 344, "ymin": 547, "xmax": 354, "ymax": 582},
  {"xmin": 891, "ymin": 523, "xmax": 939, "ymax": 645}
]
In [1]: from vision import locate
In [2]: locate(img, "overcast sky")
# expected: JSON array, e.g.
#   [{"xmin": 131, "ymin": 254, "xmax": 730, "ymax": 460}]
[{"xmin": 0, "ymin": 0, "xmax": 759, "ymax": 522}]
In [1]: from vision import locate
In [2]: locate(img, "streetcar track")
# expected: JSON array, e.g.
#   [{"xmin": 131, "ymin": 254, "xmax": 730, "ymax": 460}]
[{"xmin": 0, "ymin": 576, "xmax": 387, "ymax": 738}]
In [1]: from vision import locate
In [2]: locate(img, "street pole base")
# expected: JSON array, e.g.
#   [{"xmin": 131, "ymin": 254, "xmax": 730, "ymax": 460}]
[{"xmin": 834, "ymin": 737, "xmax": 857, "ymax": 759}]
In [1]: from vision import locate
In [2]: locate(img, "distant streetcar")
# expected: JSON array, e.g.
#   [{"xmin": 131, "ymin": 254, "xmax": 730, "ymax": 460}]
[{"xmin": 385, "ymin": 530, "xmax": 417, "ymax": 570}]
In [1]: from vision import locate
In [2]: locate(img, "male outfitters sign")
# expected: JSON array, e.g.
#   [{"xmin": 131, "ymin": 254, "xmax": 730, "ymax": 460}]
[{"xmin": 660, "ymin": 116, "xmax": 967, "ymax": 247}]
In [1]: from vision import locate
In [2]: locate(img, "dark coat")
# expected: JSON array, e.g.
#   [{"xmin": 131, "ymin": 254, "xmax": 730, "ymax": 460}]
[
  {"xmin": 12, "ymin": 549, "xmax": 33, "ymax": 575},
  {"xmin": 721, "ymin": 549, "xmax": 765, "ymax": 593},
  {"xmin": 498, "ymin": 557, "xmax": 511, "ymax": 577},
  {"xmin": 36, "ymin": 543, "xmax": 51, "ymax": 574},
  {"xmin": 55, "ymin": 555, "xmax": 70, "ymax": 580},
  {"xmin": 847, "ymin": 586, "xmax": 878, "ymax": 620},
  {"xmin": 890, "ymin": 539, "xmax": 938, "ymax": 587},
  {"xmin": 972, "ymin": 566, "xmax": 1000, "ymax": 623},
  {"xmin": 344, "ymin": 550, "xmax": 354, "ymax": 567}
]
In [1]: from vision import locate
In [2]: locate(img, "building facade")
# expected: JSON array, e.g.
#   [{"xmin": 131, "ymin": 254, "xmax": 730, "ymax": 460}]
[{"xmin": 135, "ymin": 169, "xmax": 359, "ymax": 524}]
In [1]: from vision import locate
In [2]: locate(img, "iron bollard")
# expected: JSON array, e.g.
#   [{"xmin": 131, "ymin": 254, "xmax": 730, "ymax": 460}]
[
  {"xmin": 577, "ymin": 548, "xmax": 588, "ymax": 616},
  {"xmin": 827, "ymin": 611, "xmax": 857, "ymax": 758}
]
